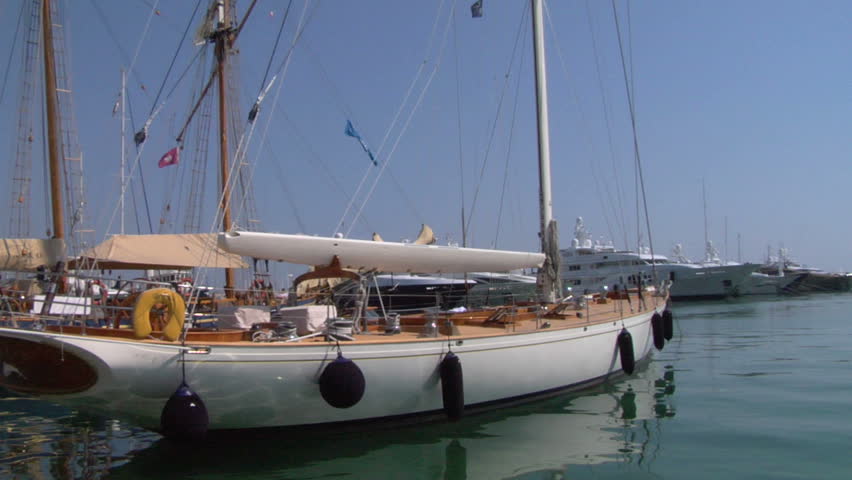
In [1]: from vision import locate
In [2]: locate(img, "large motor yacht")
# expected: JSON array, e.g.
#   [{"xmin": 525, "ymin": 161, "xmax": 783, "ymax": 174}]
[{"xmin": 560, "ymin": 218, "xmax": 757, "ymax": 300}]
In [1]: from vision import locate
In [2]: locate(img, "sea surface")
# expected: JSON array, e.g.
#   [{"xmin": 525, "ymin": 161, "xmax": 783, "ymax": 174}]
[{"xmin": 2, "ymin": 293, "xmax": 852, "ymax": 479}]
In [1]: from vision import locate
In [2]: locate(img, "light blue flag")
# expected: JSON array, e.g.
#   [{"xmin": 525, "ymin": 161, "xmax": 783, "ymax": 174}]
[{"xmin": 344, "ymin": 120, "xmax": 377, "ymax": 166}]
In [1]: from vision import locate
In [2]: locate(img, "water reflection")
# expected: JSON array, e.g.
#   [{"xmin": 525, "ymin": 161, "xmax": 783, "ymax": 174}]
[
  {"xmin": 1, "ymin": 362, "xmax": 677, "ymax": 479},
  {"xmin": 0, "ymin": 393, "xmax": 162, "ymax": 478}
]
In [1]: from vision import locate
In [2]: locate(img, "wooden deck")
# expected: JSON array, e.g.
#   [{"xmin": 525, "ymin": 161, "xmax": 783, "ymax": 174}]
[{"xmin": 18, "ymin": 290, "xmax": 666, "ymax": 346}]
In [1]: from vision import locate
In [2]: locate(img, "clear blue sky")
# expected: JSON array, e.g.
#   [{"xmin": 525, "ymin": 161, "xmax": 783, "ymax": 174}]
[{"xmin": 1, "ymin": 0, "xmax": 850, "ymax": 282}]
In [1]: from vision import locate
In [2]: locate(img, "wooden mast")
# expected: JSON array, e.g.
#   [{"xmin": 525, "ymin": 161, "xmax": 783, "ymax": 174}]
[
  {"xmin": 215, "ymin": 0, "xmax": 235, "ymax": 294},
  {"xmin": 41, "ymin": 0, "xmax": 63, "ymax": 242}
]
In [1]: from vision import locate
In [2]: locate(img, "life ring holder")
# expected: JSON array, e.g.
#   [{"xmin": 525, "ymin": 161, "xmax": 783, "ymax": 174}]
[{"xmin": 133, "ymin": 288, "xmax": 185, "ymax": 341}]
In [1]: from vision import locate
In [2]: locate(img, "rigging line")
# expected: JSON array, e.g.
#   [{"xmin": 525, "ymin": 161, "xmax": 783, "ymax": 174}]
[
  {"xmin": 174, "ymin": 0, "xmax": 258, "ymax": 143},
  {"xmin": 232, "ymin": 0, "xmax": 259, "ymax": 40},
  {"xmin": 579, "ymin": 0, "xmax": 628, "ymax": 247},
  {"xmin": 164, "ymin": 42, "xmax": 208, "ymax": 104},
  {"xmin": 451, "ymin": 7, "xmax": 466, "ymax": 246},
  {"xmin": 494, "ymin": 24, "xmax": 528, "ymax": 250},
  {"xmin": 125, "ymin": 87, "xmax": 153, "ymax": 234},
  {"xmin": 611, "ymin": 0, "xmax": 656, "ymax": 279},
  {"xmin": 40, "ymin": 95, "xmax": 50, "ymax": 237},
  {"xmin": 233, "ymin": 0, "xmax": 324, "ymax": 227},
  {"xmin": 386, "ymin": 167, "xmax": 426, "ymax": 225},
  {"xmin": 87, "ymin": 0, "xmax": 145, "ymax": 94},
  {"xmin": 333, "ymin": 157, "xmax": 372, "ymax": 236},
  {"xmin": 262, "ymin": 135, "xmax": 307, "ymax": 233},
  {"xmin": 128, "ymin": 0, "xmax": 160, "ymax": 80},
  {"xmin": 102, "ymin": 93, "xmax": 152, "ymax": 236},
  {"xmin": 223, "ymin": 112, "xmax": 257, "ymax": 230},
  {"xmin": 326, "ymin": 10, "xmax": 436, "ymax": 235},
  {"xmin": 299, "ymin": 39, "xmax": 357, "ymax": 122},
  {"xmin": 127, "ymin": 94, "xmax": 154, "ymax": 234},
  {"xmin": 147, "ymin": 0, "xmax": 203, "ymax": 117},
  {"xmin": 331, "ymin": 47, "xmax": 429, "ymax": 237},
  {"xmin": 326, "ymin": 0, "xmax": 454, "ymax": 235},
  {"xmin": 175, "ymin": 66, "xmax": 216, "ymax": 142},
  {"xmin": 373, "ymin": 0, "xmax": 448, "ymax": 159},
  {"xmin": 544, "ymin": 1, "xmax": 619, "ymax": 248},
  {"xmin": 158, "ymin": 138, "xmax": 190, "ymax": 234},
  {"xmin": 210, "ymin": 0, "xmax": 311, "ymax": 237},
  {"xmin": 268, "ymin": 0, "xmax": 320, "ymax": 80},
  {"xmin": 0, "ymin": 0, "xmax": 26, "ymax": 106},
  {"xmin": 330, "ymin": 0, "xmax": 434, "ymax": 235},
  {"xmin": 464, "ymin": 3, "xmax": 528, "ymax": 238},
  {"xmin": 626, "ymin": 0, "xmax": 635, "ymax": 111},
  {"xmin": 343, "ymin": 0, "xmax": 454, "ymax": 239},
  {"xmin": 330, "ymin": 0, "xmax": 448, "ymax": 222},
  {"xmin": 55, "ymin": 1, "xmax": 89, "ymax": 251},
  {"xmin": 130, "ymin": 175, "xmax": 142, "ymax": 234},
  {"xmin": 257, "ymin": 0, "xmax": 292, "ymax": 94},
  {"xmin": 273, "ymin": 107, "xmax": 369, "ymax": 230},
  {"xmin": 217, "ymin": 1, "xmax": 314, "ymax": 237}
]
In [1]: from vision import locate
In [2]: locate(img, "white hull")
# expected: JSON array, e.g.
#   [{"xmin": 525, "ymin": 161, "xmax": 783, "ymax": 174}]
[
  {"xmin": 218, "ymin": 231, "xmax": 544, "ymax": 273},
  {"xmin": 0, "ymin": 306, "xmax": 658, "ymax": 431},
  {"xmin": 561, "ymin": 246, "xmax": 757, "ymax": 299},
  {"xmin": 661, "ymin": 263, "xmax": 758, "ymax": 299},
  {"xmin": 738, "ymin": 272, "xmax": 798, "ymax": 295}
]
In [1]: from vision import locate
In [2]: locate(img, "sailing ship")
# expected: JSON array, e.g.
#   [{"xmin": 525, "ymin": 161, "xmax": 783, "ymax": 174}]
[
  {"xmin": 0, "ymin": 0, "xmax": 670, "ymax": 437},
  {"xmin": 0, "ymin": 0, "xmax": 98, "ymax": 319}
]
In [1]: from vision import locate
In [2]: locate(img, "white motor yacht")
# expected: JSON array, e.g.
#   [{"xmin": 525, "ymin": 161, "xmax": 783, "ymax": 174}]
[{"xmin": 561, "ymin": 219, "xmax": 757, "ymax": 300}]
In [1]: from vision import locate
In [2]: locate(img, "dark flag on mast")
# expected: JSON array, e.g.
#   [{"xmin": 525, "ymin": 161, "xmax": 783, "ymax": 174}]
[{"xmin": 471, "ymin": 0, "xmax": 483, "ymax": 18}]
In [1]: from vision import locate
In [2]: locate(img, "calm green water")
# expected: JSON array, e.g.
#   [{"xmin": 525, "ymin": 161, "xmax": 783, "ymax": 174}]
[{"xmin": 3, "ymin": 294, "xmax": 852, "ymax": 479}]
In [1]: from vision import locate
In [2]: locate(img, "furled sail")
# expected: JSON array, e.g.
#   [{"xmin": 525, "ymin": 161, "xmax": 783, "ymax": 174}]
[
  {"xmin": 0, "ymin": 238, "xmax": 66, "ymax": 272},
  {"xmin": 218, "ymin": 231, "xmax": 544, "ymax": 274},
  {"xmin": 413, "ymin": 224, "xmax": 436, "ymax": 245},
  {"xmin": 74, "ymin": 233, "xmax": 248, "ymax": 270}
]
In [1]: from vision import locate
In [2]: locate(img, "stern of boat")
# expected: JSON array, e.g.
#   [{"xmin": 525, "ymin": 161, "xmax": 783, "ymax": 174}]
[{"xmin": 0, "ymin": 330, "xmax": 98, "ymax": 395}]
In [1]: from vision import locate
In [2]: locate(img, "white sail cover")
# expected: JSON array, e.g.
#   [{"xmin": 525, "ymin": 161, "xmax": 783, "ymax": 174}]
[{"xmin": 218, "ymin": 231, "xmax": 544, "ymax": 274}]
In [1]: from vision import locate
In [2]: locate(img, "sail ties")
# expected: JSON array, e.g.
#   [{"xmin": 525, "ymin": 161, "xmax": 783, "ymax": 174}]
[
  {"xmin": 414, "ymin": 224, "xmax": 436, "ymax": 245},
  {"xmin": 539, "ymin": 219, "xmax": 562, "ymax": 302}
]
